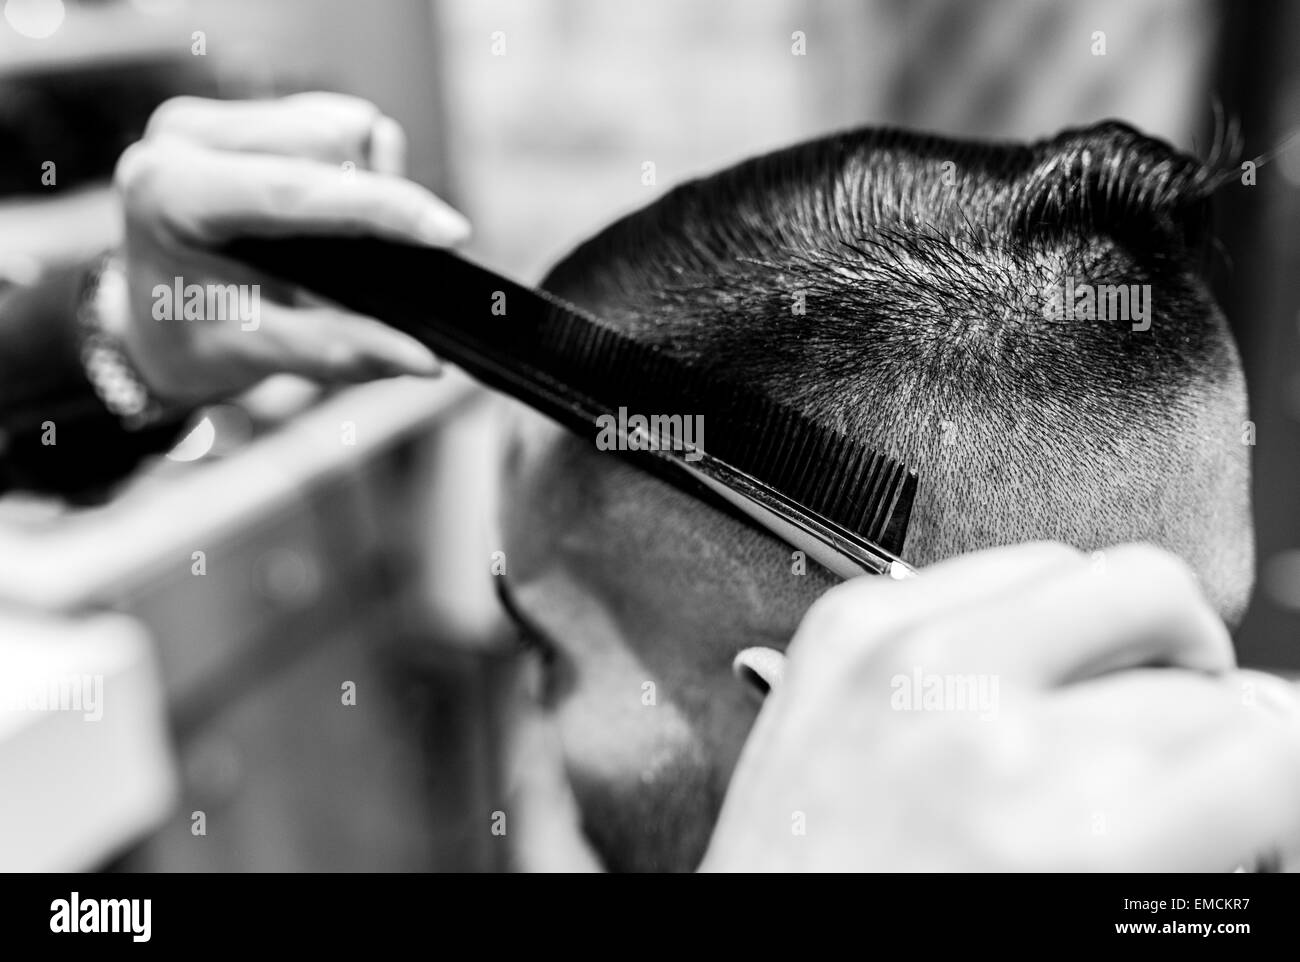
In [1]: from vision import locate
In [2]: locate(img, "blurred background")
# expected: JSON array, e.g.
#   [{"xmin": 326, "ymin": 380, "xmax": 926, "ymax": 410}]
[{"xmin": 0, "ymin": 0, "xmax": 1296, "ymax": 870}]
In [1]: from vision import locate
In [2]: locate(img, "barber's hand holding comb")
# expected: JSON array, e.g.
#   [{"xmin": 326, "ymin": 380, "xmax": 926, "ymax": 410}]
[{"xmin": 109, "ymin": 93, "xmax": 467, "ymax": 408}]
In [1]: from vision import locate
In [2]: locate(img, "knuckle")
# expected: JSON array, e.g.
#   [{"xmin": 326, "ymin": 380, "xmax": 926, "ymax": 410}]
[
  {"xmin": 321, "ymin": 340, "xmax": 363, "ymax": 378},
  {"xmin": 144, "ymin": 96, "xmax": 202, "ymax": 137},
  {"xmin": 881, "ymin": 622, "xmax": 956, "ymax": 677},
  {"xmin": 115, "ymin": 136, "xmax": 201, "ymax": 226},
  {"xmin": 795, "ymin": 582, "xmax": 856, "ymax": 639},
  {"xmin": 289, "ymin": 92, "xmax": 381, "ymax": 154},
  {"xmin": 113, "ymin": 140, "xmax": 162, "ymax": 199},
  {"xmin": 795, "ymin": 580, "xmax": 885, "ymax": 654},
  {"xmin": 337, "ymin": 105, "xmax": 382, "ymax": 149}
]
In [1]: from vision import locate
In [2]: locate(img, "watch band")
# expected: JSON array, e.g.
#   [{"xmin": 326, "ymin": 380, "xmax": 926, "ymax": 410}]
[{"xmin": 77, "ymin": 253, "xmax": 171, "ymax": 431}]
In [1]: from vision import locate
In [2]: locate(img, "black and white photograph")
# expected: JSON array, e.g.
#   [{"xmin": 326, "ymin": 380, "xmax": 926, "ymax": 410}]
[{"xmin": 1, "ymin": 0, "xmax": 1300, "ymax": 936}]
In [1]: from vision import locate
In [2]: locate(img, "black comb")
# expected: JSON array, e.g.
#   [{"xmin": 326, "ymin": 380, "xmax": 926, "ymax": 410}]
[{"xmin": 224, "ymin": 235, "xmax": 919, "ymax": 577}]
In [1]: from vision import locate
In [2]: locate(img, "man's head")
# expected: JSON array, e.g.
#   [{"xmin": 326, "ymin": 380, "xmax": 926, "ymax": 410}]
[{"xmin": 498, "ymin": 121, "xmax": 1253, "ymax": 871}]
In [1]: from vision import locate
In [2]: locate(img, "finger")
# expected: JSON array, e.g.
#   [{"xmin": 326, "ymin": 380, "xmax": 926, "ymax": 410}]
[
  {"xmin": 1106, "ymin": 718, "xmax": 1300, "ymax": 871},
  {"xmin": 1054, "ymin": 669, "xmax": 1267, "ymax": 754},
  {"xmin": 1041, "ymin": 674, "xmax": 1300, "ymax": 870},
  {"xmin": 146, "ymin": 93, "xmax": 387, "ymax": 168},
  {"xmin": 206, "ymin": 298, "xmax": 440, "ymax": 383},
  {"xmin": 749, "ymin": 543, "xmax": 1079, "ymax": 697},
  {"xmin": 890, "ymin": 543, "xmax": 1232, "ymax": 687},
  {"xmin": 117, "ymin": 136, "xmax": 470, "ymax": 246},
  {"xmin": 789, "ymin": 541, "xmax": 1083, "ymax": 665}
]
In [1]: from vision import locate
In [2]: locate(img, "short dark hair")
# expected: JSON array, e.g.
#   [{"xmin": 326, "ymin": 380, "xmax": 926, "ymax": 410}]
[{"xmin": 537, "ymin": 121, "xmax": 1250, "ymax": 576}]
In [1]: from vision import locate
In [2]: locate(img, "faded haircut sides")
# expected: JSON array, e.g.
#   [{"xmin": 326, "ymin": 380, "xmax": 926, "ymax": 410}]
[{"xmin": 535, "ymin": 121, "xmax": 1252, "ymax": 612}]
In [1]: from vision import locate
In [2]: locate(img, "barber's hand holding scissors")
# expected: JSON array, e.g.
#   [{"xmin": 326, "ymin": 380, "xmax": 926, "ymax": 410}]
[{"xmin": 704, "ymin": 542, "xmax": 1300, "ymax": 871}]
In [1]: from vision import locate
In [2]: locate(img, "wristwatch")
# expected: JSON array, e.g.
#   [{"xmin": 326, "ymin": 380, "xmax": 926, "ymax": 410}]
[{"xmin": 76, "ymin": 252, "xmax": 173, "ymax": 431}]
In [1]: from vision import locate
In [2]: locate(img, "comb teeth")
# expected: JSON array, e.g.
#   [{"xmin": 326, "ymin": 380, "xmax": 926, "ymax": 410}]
[
  {"xmin": 539, "ymin": 307, "xmax": 919, "ymax": 556},
  {"xmin": 224, "ymin": 235, "xmax": 919, "ymax": 558}
]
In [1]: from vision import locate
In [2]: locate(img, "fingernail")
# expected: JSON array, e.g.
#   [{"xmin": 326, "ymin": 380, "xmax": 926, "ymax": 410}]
[{"xmin": 417, "ymin": 204, "xmax": 472, "ymax": 246}]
